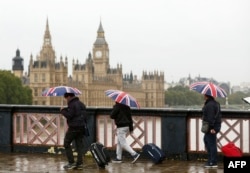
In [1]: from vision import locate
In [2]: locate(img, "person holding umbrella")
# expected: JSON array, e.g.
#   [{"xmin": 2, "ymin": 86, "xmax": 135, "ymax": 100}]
[
  {"xmin": 202, "ymin": 94, "xmax": 221, "ymax": 168},
  {"xmin": 110, "ymin": 102, "xmax": 140, "ymax": 164},
  {"xmin": 60, "ymin": 92, "xmax": 87, "ymax": 170},
  {"xmin": 190, "ymin": 82, "xmax": 226, "ymax": 168}
]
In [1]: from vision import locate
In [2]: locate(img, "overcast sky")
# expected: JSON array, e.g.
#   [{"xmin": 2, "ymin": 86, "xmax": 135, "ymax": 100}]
[{"xmin": 1, "ymin": 0, "xmax": 250, "ymax": 86}]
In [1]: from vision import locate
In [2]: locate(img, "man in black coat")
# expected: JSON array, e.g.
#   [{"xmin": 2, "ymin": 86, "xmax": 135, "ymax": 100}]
[
  {"xmin": 60, "ymin": 92, "xmax": 87, "ymax": 170},
  {"xmin": 202, "ymin": 94, "xmax": 221, "ymax": 168}
]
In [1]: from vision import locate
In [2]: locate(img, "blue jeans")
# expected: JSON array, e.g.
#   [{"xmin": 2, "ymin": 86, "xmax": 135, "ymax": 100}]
[
  {"xmin": 204, "ymin": 132, "xmax": 218, "ymax": 164},
  {"xmin": 64, "ymin": 128, "xmax": 84, "ymax": 165}
]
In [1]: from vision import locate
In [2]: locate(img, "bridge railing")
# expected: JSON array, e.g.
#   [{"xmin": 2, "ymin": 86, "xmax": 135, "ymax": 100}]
[{"xmin": 0, "ymin": 105, "xmax": 249, "ymax": 159}]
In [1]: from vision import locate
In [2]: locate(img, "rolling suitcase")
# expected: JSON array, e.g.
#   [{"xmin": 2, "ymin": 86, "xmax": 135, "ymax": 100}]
[
  {"xmin": 89, "ymin": 142, "xmax": 110, "ymax": 168},
  {"xmin": 142, "ymin": 143, "xmax": 166, "ymax": 164}
]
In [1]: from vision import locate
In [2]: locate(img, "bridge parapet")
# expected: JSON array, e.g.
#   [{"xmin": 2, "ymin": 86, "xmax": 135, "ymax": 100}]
[{"xmin": 0, "ymin": 105, "xmax": 249, "ymax": 160}]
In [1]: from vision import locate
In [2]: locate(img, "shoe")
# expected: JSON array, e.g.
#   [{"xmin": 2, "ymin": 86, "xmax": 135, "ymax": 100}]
[
  {"xmin": 131, "ymin": 153, "xmax": 140, "ymax": 163},
  {"xmin": 204, "ymin": 162, "xmax": 218, "ymax": 168},
  {"xmin": 63, "ymin": 163, "xmax": 76, "ymax": 169},
  {"xmin": 112, "ymin": 158, "xmax": 122, "ymax": 163},
  {"xmin": 75, "ymin": 164, "xmax": 83, "ymax": 170}
]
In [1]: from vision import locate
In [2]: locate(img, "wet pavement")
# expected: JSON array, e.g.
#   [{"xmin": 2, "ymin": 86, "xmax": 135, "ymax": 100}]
[{"xmin": 0, "ymin": 152, "xmax": 224, "ymax": 173}]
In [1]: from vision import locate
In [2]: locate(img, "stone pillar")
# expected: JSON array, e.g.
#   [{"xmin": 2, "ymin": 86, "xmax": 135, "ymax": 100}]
[
  {"xmin": 0, "ymin": 106, "xmax": 12, "ymax": 152},
  {"xmin": 161, "ymin": 113, "xmax": 187, "ymax": 160}
]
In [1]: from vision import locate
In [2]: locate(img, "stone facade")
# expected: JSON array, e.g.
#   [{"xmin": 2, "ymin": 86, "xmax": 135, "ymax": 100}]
[{"xmin": 12, "ymin": 19, "xmax": 165, "ymax": 108}]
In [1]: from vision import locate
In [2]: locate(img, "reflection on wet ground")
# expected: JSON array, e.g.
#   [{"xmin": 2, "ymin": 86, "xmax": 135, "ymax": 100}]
[{"xmin": 0, "ymin": 152, "xmax": 224, "ymax": 173}]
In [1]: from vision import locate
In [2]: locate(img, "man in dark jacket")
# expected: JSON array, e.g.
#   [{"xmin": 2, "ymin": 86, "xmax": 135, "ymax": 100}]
[
  {"xmin": 60, "ymin": 92, "xmax": 87, "ymax": 170},
  {"xmin": 110, "ymin": 102, "xmax": 140, "ymax": 164},
  {"xmin": 202, "ymin": 94, "xmax": 221, "ymax": 168}
]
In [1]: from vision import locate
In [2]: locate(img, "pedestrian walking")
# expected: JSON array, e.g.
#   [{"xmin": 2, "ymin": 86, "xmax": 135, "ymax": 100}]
[
  {"xmin": 60, "ymin": 92, "xmax": 87, "ymax": 170},
  {"xmin": 110, "ymin": 102, "xmax": 140, "ymax": 164}
]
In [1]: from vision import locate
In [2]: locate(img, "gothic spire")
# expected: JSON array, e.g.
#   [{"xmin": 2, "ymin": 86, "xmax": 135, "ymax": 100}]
[
  {"xmin": 94, "ymin": 21, "xmax": 107, "ymax": 45},
  {"xmin": 43, "ymin": 18, "xmax": 52, "ymax": 46}
]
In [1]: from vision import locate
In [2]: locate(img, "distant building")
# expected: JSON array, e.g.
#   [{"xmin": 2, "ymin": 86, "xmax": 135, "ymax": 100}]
[
  {"xmin": 232, "ymin": 82, "xmax": 250, "ymax": 93},
  {"xmin": 12, "ymin": 19, "xmax": 165, "ymax": 108},
  {"xmin": 12, "ymin": 49, "xmax": 24, "ymax": 78},
  {"xmin": 170, "ymin": 74, "xmax": 231, "ymax": 95}
]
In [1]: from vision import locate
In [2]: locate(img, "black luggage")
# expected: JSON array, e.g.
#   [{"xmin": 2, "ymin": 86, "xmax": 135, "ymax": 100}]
[
  {"xmin": 89, "ymin": 142, "xmax": 110, "ymax": 168},
  {"xmin": 142, "ymin": 143, "xmax": 166, "ymax": 164}
]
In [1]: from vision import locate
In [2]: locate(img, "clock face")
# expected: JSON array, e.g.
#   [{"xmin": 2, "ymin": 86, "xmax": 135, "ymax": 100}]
[{"xmin": 95, "ymin": 51, "xmax": 102, "ymax": 58}]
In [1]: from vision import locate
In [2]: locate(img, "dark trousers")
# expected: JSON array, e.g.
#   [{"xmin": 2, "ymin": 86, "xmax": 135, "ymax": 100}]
[
  {"xmin": 64, "ymin": 129, "xmax": 84, "ymax": 165},
  {"xmin": 204, "ymin": 132, "xmax": 218, "ymax": 164}
]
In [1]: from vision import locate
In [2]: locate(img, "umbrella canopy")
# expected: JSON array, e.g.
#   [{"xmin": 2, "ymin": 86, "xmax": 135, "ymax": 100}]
[
  {"xmin": 105, "ymin": 89, "xmax": 140, "ymax": 108},
  {"xmin": 190, "ymin": 82, "xmax": 227, "ymax": 98},
  {"xmin": 42, "ymin": 86, "xmax": 81, "ymax": 96},
  {"xmin": 242, "ymin": 97, "xmax": 250, "ymax": 104}
]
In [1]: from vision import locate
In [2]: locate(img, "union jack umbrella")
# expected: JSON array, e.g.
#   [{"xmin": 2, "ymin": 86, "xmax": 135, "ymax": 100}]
[
  {"xmin": 105, "ymin": 89, "xmax": 140, "ymax": 108},
  {"xmin": 190, "ymin": 82, "xmax": 227, "ymax": 98},
  {"xmin": 42, "ymin": 86, "xmax": 81, "ymax": 96}
]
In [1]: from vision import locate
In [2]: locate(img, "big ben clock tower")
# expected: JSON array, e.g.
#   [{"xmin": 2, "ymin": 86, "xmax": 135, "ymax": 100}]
[{"xmin": 93, "ymin": 21, "xmax": 110, "ymax": 75}]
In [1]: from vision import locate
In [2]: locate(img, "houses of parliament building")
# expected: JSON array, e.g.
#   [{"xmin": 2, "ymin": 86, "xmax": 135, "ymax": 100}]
[{"xmin": 12, "ymin": 19, "xmax": 165, "ymax": 108}]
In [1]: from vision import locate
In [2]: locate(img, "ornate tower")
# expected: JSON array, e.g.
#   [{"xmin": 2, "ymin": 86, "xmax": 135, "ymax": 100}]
[
  {"xmin": 12, "ymin": 49, "xmax": 24, "ymax": 78},
  {"xmin": 28, "ymin": 18, "xmax": 68, "ymax": 105},
  {"xmin": 39, "ymin": 18, "xmax": 55, "ymax": 64},
  {"xmin": 92, "ymin": 21, "xmax": 110, "ymax": 76},
  {"xmin": 141, "ymin": 71, "xmax": 165, "ymax": 107}
]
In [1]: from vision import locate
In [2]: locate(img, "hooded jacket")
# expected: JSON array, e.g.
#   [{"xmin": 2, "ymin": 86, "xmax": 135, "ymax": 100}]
[
  {"xmin": 60, "ymin": 96, "xmax": 87, "ymax": 129},
  {"xmin": 202, "ymin": 97, "xmax": 221, "ymax": 132}
]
